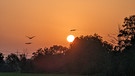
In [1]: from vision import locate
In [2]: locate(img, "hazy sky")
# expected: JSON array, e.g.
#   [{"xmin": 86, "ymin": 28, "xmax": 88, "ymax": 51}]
[{"xmin": 0, "ymin": 0, "xmax": 135, "ymax": 56}]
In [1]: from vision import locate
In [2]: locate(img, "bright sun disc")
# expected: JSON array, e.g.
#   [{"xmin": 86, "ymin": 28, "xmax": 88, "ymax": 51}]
[{"xmin": 67, "ymin": 35, "xmax": 75, "ymax": 42}]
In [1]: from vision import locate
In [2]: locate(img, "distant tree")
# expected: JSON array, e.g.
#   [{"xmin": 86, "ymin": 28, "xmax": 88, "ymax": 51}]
[
  {"xmin": 19, "ymin": 53, "xmax": 30, "ymax": 72},
  {"xmin": 49, "ymin": 45, "xmax": 68, "ymax": 55},
  {"xmin": 31, "ymin": 45, "xmax": 68, "ymax": 73},
  {"xmin": 32, "ymin": 48, "xmax": 45, "ymax": 60},
  {"xmin": 0, "ymin": 52, "xmax": 4, "ymax": 64},
  {"xmin": 20, "ymin": 54, "xmax": 27, "ymax": 62},
  {"xmin": 5, "ymin": 53, "xmax": 20, "ymax": 72},
  {"xmin": 32, "ymin": 45, "xmax": 68, "ymax": 60},
  {"xmin": 0, "ymin": 52, "xmax": 5, "ymax": 72}
]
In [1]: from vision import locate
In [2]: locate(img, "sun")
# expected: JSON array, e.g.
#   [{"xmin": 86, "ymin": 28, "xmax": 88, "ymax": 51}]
[{"xmin": 67, "ymin": 35, "xmax": 75, "ymax": 42}]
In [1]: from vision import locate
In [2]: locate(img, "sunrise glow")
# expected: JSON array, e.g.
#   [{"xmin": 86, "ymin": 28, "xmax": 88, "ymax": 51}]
[{"xmin": 0, "ymin": 0, "xmax": 135, "ymax": 57}]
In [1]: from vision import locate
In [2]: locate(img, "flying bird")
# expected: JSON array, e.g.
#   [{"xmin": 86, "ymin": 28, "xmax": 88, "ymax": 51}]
[
  {"xmin": 25, "ymin": 42, "xmax": 32, "ymax": 44},
  {"xmin": 26, "ymin": 36, "xmax": 35, "ymax": 39},
  {"xmin": 70, "ymin": 29, "xmax": 76, "ymax": 31}
]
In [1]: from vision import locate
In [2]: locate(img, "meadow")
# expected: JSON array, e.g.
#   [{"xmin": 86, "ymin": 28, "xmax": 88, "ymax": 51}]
[{"xmin": 0, "ymin": 73, "xmax": 89, "ymax": 76}]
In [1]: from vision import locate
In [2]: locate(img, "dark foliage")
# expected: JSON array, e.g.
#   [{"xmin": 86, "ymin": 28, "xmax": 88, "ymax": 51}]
[
  {"xmin": 116, "ymin": 15, "xmax": 135, "ymax": 75},
  {"xmin": 0, "ymin": 52, "xmax": 5, "ymax": 72},
  {"xmin": 118, "ymin": 15, "xmax": 135, "ymax": 51},
  {"xmin": 5, "ymin": 53, "xmax": 20, "ymax": 72},
  {"xmin": 31, "ymin": 45, "xmax": 68, "ymax": 73},
  {"xmin": 108, "ymin": 15, "xmax": 135, "ymax": 76},
  {"xmin": 67, "ymin": 34, "xmax": 113, "ymax": 75},
  {"xmin": 0, "ymin": 52, "xmax": 4, "ymax": 64}
]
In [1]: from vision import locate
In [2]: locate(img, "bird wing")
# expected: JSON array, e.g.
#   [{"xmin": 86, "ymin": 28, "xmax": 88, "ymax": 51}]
[
  {"xmin": 26, "ymin": 36, "xmax": 35, "ymax": 39},
  {"xmin": 25, "ymin": 42, "xmax": 32, "ymax": 44},
  {"xmin": 70, "ymin": 29, "xmax": 76, "ymax": 31},
  {"xmin": 31, "ymin": 36, "xmax": 35, "ymax": 38}
]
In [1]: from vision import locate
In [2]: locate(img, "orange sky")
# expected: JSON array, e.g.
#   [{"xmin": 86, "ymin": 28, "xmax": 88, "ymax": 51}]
[{"xmin": 0, "ymin": 0, "xmax": 135, "ymax": 57}]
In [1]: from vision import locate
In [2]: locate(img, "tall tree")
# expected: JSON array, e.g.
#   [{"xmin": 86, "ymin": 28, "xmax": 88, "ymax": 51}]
[
  {"xmin": 118, "ymin": 15, "xmax": 135, "ymax": 51},
  {"xmin": 116, "ymin": 15, "xmax": 135, "ymax": 75}
]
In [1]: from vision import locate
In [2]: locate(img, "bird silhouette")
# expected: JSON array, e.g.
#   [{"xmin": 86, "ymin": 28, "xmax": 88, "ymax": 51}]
[
  {"xmin": 26, "ymin": 36, "xmax": 35, "ymax": 39},
  {"xmin": 25, "ymin": 42, "xmax": 32, "ymax": 44},
  {"xmin": 70, "ymin": 29, "xmax": 76, "ymax": 31}
]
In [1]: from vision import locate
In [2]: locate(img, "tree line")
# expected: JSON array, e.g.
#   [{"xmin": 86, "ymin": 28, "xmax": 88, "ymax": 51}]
[{"xmin": 0, "ymin": 15, "xmax": 135, "ymax": 76}]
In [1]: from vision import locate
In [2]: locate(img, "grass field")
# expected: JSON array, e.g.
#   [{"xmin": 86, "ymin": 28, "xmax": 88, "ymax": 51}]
[{"xmin": 0, "ymin": 73, "xmax": 88, "ymax": 76}]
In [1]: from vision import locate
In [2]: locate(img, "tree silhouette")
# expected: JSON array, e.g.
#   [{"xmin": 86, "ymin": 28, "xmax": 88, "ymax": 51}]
[
  {"xmin": 0, "ymin": 52, "xmax": 5, "ymax": 72},
  {"xmin": 67, "ymin": 34, "xmax": 113, "ymax": 74},
  {"xmin": 5, "ymin": 53, "xmax": 20, "ymax": 72},
  {"xmin": 111, "ymin": 15, "xmax": 135, "ymax": 75},
  {"xmin": 32, "ymin": 45, "xmax": 68, "ymax": 60},
  {"xmin": 0, "ymin": 52, "xmax": 4, "ymax": 64},
  {"xmin": 32, "ymin": 48, "xmax": 45, "ymax": 60},
  {"xmin": 49, "ymin": 45, "xmax": 68, "ymax": 55},
  {"xmin": 118, "ymin": 15, "xmax": 135, "ymax": 51},
  {"xmin": 19, "ymin": 53, "xmax": 33, "ymax": 73},
  {"xmin": 31, "ymin": 45, "xmax": 68, "ymax": 73}
]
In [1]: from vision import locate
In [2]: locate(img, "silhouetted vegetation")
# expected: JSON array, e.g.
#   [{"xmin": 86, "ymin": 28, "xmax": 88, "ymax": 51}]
[
  {"xmin": 66, "ymin": 34, "xmax": 113, "ymax": 75},
  {"xmin": 31, "ymin": 45, "xmax": 68, "ymax": 73},
  {"xmin": 110, "ymin": 15, "xmax": 135, "ymax": 76},
  {"xmin": 105, "ymin": 15, "xmax": 135, "ymax": 76},
  {"xmin": 0, "ymin": 15, "xmax": 135, "ymax": 76}
]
